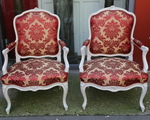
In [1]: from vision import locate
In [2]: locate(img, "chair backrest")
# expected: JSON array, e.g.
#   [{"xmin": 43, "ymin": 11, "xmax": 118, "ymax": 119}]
[
  {"xmin": 88, "ymin": 6, "xmax": 135, "ymax": 56},
  {"xmin": 14, "ymin": 8, "xmax": 60, "ymax": 58}
]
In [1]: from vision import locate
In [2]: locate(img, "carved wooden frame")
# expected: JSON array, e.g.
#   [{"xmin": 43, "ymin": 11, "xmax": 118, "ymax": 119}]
[
  {"xmin": 79, "ymin": 6, "xmax": 149, "ymax": 112},
  {"xmin": 2, "ymin": 8, "xmax": 69, "ymax": 114}
]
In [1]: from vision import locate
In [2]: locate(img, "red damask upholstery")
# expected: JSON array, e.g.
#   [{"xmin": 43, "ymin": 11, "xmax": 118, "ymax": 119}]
[
  {"xmin": 89, "ymin": 10, "xmax": 134, "ymax": 54},
  {"xmin": 80, "ymin": 57, "xmax": 148, "ymax": 86},
  {"xmin": 16, "ymin": 11, "xmax": 59, "ymax": 56},
  {"xmin": 1, "ymin": 59, "xmax": 68, "ymax": 87}
]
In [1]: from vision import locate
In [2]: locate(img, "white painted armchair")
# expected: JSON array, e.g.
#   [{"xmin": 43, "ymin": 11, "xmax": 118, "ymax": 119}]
[
  {"xmin": 1, "ymin": 8, "xmax": 69, "ymax": 114},
  {"xmin": 79, "ymin": 6, "xmax": 149, "ymax": 112}
]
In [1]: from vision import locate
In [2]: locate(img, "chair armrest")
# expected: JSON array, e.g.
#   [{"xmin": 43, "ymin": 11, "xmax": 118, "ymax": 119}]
[
  {"xmin": 2, "ymin": 42, "xmax": 17, "ymax": 75},
  {"xmin": 59, "ymin": 40, "xmax": 67, "ymax": 48},
  {"xmin": 59, "ymin": 40, "xmax": 69, "ymax": 72},
  {"xmin": 132, "ymin": 39, "xmax": 149, "ymax": 72},
  {"xmin": 79, "ymin": 39, "xmax": 91, "ymax": 72},
  {"xmin": 82, "ymin": 39, "xmax": 90, "ymax": 47},
  {"xmin": 133, "ymin": 39, "xmax": 143, "ymax": 48},
  {"xmin": 6, "ymin": 41, "xmax": 16, "ymax": 50}
]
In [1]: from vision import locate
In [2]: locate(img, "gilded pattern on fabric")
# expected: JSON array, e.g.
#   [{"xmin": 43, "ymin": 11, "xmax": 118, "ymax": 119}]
[
  {"xmin": 89, "ymin": 10, "xmax": 134, "ymax": 54},
  {"xmin": 16, "ymin": 12, "xmax": 59, "ymax": 56}
]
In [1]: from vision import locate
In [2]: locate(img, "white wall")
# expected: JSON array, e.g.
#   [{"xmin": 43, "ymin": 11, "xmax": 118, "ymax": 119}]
[{"xmin": 73, "ymin": 0, "xmax": 105, "ymax": 55}]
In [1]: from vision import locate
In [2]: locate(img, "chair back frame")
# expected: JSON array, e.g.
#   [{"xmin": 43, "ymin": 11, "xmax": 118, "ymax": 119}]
[
  {"xmin": 86, "ymin": 6, "xmax": 136, "ymax": 61},
  {"xmin": 13, "ymin": 8, "xmax": 62, "ymax": 62}
]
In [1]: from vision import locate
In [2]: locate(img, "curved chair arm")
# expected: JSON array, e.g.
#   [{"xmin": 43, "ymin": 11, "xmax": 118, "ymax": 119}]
[
  {"xmin": 132, "ymin": 39, "xmax": 149, "ymax": 72},
  {"xmin": 79, "ymin": 39, "xmax": 91, "ymax": 72},
  {"xmin": 59, "ymin": 40, "xmax": 69, "ymax": 72},
  {"xmin": 2, "ymin": 42, "xmax": 17, "ymax": 75},
  {"xmin": 141, "ymin": 46, "xmax": 149, "ymax": 72}
]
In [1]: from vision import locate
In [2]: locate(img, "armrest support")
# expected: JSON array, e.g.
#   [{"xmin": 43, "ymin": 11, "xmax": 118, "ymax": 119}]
[
  {"xmin": 79, "ymin": 46, "xmax": 86, "ymax": 72},
  {"xmin": 141, "ymin": 46, "xmax": 149, "ymax": 72},
  {"xmin": 2, "ymin": 42, "xmax": 17, "ymax": 75},
  {"xmin": 63, "ymin": 47, "xmax": 69, "ymax": 72},
  {"xmin": 132, "ymin": 39, "xmax": 149, "ymax": 72},
  {"xmin": 59, "ymin": 40, "xmax": 69, "ymax": 72}
]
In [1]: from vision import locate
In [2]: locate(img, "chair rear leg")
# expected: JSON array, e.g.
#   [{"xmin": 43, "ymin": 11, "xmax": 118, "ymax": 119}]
[{"xmin": 2, "ymin": 86, "xmax": 11, "ymax": 114}]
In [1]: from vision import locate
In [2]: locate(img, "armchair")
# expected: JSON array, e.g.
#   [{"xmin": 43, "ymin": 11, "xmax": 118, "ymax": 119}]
[
  {"xmin": 1, "ymin": 8, "xmax": 69, "ymax": 114},
  {"xmin": 79, "ymin": 6, "xmax": 149, "ymax": 112}
]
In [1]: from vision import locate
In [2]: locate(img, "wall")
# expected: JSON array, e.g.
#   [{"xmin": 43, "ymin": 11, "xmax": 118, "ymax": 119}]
[{"xmin": 134, "ymin": 0, "xmax": 150, "ymax": 69}]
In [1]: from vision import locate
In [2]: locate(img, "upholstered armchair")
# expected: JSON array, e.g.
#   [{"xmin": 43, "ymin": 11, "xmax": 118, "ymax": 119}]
[
  {"xmin": 79, "ymin": 6, "xmax": 149, "ymax": 112},
  {"xmin": 1, "ymin": 8, "xmax": 69, "ymax": 114}
]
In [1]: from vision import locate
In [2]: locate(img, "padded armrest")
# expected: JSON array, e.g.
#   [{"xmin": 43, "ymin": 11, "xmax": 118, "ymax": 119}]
[
  {"xmin": 82, "ymin": 39, "xmax": 90, "ymax": 47},
  {"xmin": 133, "ymin": 39, "xmax": 144, "ymax": 48},
  {"xmin": 6, "ymin": 42, "xmax": 16, "ymax": 51},
  {"xmin": 59, "ymin": 40, "xmax": 67, "ymax": 48}
]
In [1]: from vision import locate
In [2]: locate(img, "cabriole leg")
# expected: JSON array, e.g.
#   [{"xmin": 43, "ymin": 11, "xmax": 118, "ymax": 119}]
[
  {"xmin": 81, "ymin": 83, "xmax": 87, "ymax": 109},
  {"xmin": 62, "ymin": 82, "xmax": 68, "ymax": 111},
  {"xmin": 140, "ymin": 83, "xmax": 148, "ymax": 112},
  {"xmin": 2, "ymin": 85, "xmax": 11, "ymax": 114}
]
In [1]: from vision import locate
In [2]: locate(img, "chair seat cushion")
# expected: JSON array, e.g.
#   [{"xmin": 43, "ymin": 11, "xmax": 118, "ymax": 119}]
[
  {"xmin": 80, "ymin": 57, "xmax": 148, "ymax": 86},
  {"xmin": 1, "ymin": 59, "xmax": 68, "ymax": 87}
]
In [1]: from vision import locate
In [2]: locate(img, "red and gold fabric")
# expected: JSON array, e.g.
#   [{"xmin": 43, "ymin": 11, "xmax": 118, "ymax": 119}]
[
  {"xmin": 1, "ymin": 59, "xmax": 68, "ymax": 87},
  {"xmin": 80, "ymin": 57, "xmax": 148, "ymax": 86},
  {"xmin": 15, "ymin": 11, "xmax": 59, "ymax": 56},
  {"xmin": 89, "ymin": 10, "xmax": 134, "ymax": 54}
]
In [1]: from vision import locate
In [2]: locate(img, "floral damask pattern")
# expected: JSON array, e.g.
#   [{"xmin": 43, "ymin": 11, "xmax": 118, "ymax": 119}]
[
  {"xmin": 80, "ymin": 57, "xmax": 148, "ymax": 86},
  {"xmin": 89, "ymin": 10, "xmax": 134, "ymax": 54},
  {"xmin": 16, "ymin": 11, "xmax": 59, "ymax": 56},
  {"xmin": 29, "ymin": 23, "xmax": 45, "ymax": 41},
  {"xmin": 104, "ymin": 20, "xmax": 121, "ymax": 39},
  {"xmin": 1, "ymin": 59, "xmax": 68, "ymax": 87}
]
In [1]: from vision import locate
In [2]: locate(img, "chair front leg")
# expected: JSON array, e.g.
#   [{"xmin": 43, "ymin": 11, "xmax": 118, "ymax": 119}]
[
  {"xmin": 80, "ymin": 82, "xmax": 87, "ymax": 109},
  {"xmin": 2, "ymin": 85, "xmax": 11, "ymax": 114},
  {"xmin": 62, "ymin": 82, "xmax": 68, "ymax": 110},
  {"xmin": 139, "ymin": 83, "xmax": 148, "ymax": 112}
]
